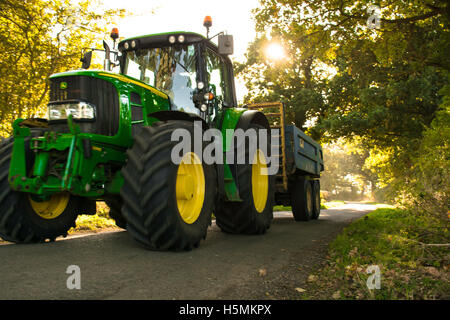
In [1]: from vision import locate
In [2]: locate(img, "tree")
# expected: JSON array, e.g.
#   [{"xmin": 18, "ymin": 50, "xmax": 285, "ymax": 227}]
[
  {"xmin": 238, "ymin": 0, "xmax": 449, "ymax": 205},
  {"xmin": 0, "ymin": 0, "xmax": 125, "ymax": 136}
]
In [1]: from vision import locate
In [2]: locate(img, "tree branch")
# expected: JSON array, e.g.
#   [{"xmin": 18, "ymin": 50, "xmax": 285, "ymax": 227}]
[{"xmin": 340, "ymin": 8, "xmax": 444, "ymax": 25}]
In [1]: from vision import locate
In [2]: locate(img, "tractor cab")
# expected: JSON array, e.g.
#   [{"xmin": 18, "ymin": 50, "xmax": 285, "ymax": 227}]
[
  {"xmin": 120, "ymin": 32, "xmax": 235, "ymax": 115},
  {"xmin": 80, "ymin": 20, "xmax": 236, "ymax": 124},
  {"xmin": 118, "ymin": 31, "xmax": 236, "ymax": 122}
]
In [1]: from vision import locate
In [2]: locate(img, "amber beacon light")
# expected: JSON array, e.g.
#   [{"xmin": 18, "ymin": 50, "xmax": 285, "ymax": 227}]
[
  {"xmin": 203, "ymin": 16, "xmax": 212, "ymax": 38},
  {"xmin": 110, "ymin": 28, "xmax": 119, "ymax": 40}
]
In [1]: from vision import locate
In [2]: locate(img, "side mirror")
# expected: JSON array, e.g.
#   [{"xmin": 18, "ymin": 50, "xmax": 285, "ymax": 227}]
[
  {"xmin": 80, "ymin": 51, "xmax": 92, "ymax": 69},
  {"xmin": 218, "ymin": 34, "xmax": 233, "ymax": 55}
]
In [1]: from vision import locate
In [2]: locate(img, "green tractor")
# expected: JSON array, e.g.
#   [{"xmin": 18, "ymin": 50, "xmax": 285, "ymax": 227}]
[{"xmin": 0, "ymin": 21, "xmax": 276, "ymax": 250}]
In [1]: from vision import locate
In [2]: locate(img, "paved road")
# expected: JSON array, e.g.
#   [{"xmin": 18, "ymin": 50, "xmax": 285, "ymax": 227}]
[{"xmin": 0, "ymin": 203, "xmax": 376, "ymax": 299}]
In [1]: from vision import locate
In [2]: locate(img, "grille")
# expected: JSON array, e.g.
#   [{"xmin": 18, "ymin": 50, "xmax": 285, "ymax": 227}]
[{"xmin": 49, "ymin": 76, "xmax": 119, "ymax": 136}]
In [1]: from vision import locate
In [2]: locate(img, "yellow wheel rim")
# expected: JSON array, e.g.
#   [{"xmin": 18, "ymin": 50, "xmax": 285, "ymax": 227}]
[
  {"xmin": 176, "ymin": 152, "xmax": 205, "ymax": 224},
  {"xmin": 28, "ymin": 193, "xmax": 70, "ymax": 220},
  {"xmin": 252, "ymin": 149, "xmax": 269, "ymax": 213}
]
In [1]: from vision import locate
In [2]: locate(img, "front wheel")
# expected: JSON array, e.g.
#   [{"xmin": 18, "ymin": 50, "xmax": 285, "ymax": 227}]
[
  {"xmin": 120, "ymin": 121, "xmax": 217, "ymax": 251},
  {"xmin": 0, "ymin": 138, "xmax": 80, "ymax": 243}
]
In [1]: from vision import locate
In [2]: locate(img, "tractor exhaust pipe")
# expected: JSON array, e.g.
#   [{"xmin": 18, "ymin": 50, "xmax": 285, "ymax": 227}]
[{"xmin": 103, "ymin": 40, "xmax": 111, "ymax": 71}]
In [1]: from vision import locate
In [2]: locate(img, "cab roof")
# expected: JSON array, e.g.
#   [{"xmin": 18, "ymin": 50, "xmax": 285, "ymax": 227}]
[{"xmin": 118, "ymin": 31, "xmax": 210, "ymax": 52}]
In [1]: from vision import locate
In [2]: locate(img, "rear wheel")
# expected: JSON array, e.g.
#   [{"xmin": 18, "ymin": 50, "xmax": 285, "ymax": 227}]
[
  {"xmin": 0, "ymin": 137, "xmax": 79, "ymax": 243},
  {"xmin": 215, "ymin": 124, "xmax": 274, "ymax": 234},
  {"xmin": 290, "ymin": 178, "xmax": 313, "ymax": 221},
  {"xmin": 120, "ymin": 121, "xmax": 217, "ymax": 251}
]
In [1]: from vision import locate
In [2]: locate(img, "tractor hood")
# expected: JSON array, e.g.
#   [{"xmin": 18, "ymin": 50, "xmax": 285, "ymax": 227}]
[
  {"xmin": 48, "ymin": 70, "xmax": 170, "ymax": 136},
  {"xmin": 50, "ymin": 70, "xmax": 169, "ymax": 100}
]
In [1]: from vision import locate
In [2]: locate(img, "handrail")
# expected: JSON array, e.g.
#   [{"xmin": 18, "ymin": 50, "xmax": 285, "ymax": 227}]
[{"xmin": 247, "ymin": 102, "xmax": 288, "ymax": 191}]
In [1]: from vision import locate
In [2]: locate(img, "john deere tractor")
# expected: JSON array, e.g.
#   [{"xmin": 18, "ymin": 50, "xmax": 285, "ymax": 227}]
[{"xmin": 0, "ymin": 21, "xmax": 276, "ymax": 250}]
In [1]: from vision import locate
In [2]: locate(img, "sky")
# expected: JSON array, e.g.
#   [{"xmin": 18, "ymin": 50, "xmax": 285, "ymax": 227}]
[{"xmin": 99, "ymin": 0, "xmax": 262, "ymax": 102}]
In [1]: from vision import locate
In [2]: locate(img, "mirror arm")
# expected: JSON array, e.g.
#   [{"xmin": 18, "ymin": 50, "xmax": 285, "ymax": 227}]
[{"xmin": 207, "ymin": 31, "xmax": 224, "ymax": 41}]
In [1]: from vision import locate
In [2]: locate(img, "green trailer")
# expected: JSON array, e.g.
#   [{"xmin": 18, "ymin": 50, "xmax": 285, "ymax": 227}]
[{"xmin": 247, "ymin": 102, "xmax": 324, "ymax": 221}]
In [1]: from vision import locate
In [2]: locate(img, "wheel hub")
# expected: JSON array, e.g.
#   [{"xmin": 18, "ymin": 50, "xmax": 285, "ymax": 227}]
[
  {"xmin": 251, "ymin": 149, "xmax": 269, "ymax": 213},
  {"xmin": 176, "ymin": 174, "xmax": 195, "ymax": 200},
  {"xmin": 175, "ymin": 152, "xmax": 205, "ymax": 224},
  {"xmin": 28, "ymin": 192, "xmax": 70, "ymax": 220}
]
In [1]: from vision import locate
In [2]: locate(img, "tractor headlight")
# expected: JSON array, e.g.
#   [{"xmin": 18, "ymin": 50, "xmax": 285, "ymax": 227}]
[{"xmin": 48, "ymin": 101, "xmax": 96, "ymax": 121}]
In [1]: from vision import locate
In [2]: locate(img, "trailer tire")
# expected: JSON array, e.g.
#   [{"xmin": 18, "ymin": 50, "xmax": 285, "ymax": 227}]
[
  {"xmin": 311, "ymin": 181, "xmax": 321, "ymax": 220},
  {"xmin": 290, "ymin": 178, "xmax": 313, "ymax": 221},
  {"xmin": 215, "ymin": 124, "xmax": 274, "ymax": 234},
  {"xmin": 0, "ymin": 136, "xmax": 80, "ymax": 243},
  {"xmin": 120, "ymin": 121, "xmax": 216, "ymax": 251}
]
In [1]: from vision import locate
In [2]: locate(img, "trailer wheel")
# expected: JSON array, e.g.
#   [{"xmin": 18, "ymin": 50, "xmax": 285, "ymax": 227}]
[
  {"xmin": 290, "ymin": 178, "xmax": 313, "ymax": 221},
  {"xmin": 120, "ymin": 121, "xmax": 216, "ymax": 251},
  {"xmin": 311, "ymin": 181, "xmax": 321, "ymax": 220},
  {"xmin": 0, "ymin": 137, "xmax": 79, "ymax": 243},
  {"xmin": 215, "ymin": 124, "xmax": 274, "ymax": 234}
]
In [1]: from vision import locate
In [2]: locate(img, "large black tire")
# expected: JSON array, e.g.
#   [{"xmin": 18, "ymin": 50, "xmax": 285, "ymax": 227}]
[
  {"xmin": 120, "ymin": 121, "xmax": 217, "ymax": 251},
  {"xmin": 215, "ymin": 124, "xmax": 274, "ymax": 234},
  {"xmin": 0, "ymin": 137, "xmax": 80, "ymax": 243},
  {"xmin": 290, "ymin": 178, "xmax": 313, "ymax": 221},
  {"xmin": 104, "ymin": 197, "xmax": 126, "ymax": 229},
  {"xmin": 311, "ymin": 180, "xmax": 321, "ymax": 220}
]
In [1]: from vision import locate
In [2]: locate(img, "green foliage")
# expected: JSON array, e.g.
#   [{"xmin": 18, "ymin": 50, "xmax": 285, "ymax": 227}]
[
  {"xmin": 320, "ymin": 138, "xmax": 374, "ymax": 199},
  {"xmin": 364, "ymin": 84, "xmax": 449, "ymax": 215},
  {"xmin": 0, "ymin": 0, "xmax": 125, "ymax": 136},
  {"xmin": 273, "ymin": 201, "xmax": 346, "ymax": 211},
  {"xmin": 406, "ymin": 101, "xmax": 449, "ymax": 218},
  {"xmin": 239, "ymin": 0, "xmax": 449, "ymax": 209},
  {"xmin": 302, "ymin": 208, "xmax": 450, "ymax": 299},
  {"xmin": 69, "ymin": 214, "xmax": 119, "ymax": 233},
  {"xmin": 273, "ymin": 205, "xmax": 292, "ymax": 211},
  {"xmin": 69, "ymin": 202, "xmax": 119, "ymax": 233}
]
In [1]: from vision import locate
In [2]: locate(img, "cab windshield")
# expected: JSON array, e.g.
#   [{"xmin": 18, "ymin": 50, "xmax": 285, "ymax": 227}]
[{"xmin": 123, "ymin": 44, "xmax": 198, "ymax": 113}]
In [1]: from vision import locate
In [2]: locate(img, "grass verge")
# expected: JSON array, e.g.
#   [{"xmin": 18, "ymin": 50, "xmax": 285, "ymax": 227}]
[
  {"xmin": 273, "ymin": 200, "xmax": 346, "ymax": 212},
  {"xmin": 300, "ymin": 208, "xmax": 449, "ymax": 299}
]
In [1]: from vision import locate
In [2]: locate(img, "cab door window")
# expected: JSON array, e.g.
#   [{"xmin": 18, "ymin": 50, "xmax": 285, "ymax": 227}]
[{"xmin": 204, "ymin": 49, "xmax": 231, "ymax": 108}]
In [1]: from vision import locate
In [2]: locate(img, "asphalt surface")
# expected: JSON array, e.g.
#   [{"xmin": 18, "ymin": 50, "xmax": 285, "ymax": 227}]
[{"xmin": 0, "ymin": 203, "xmax": 376, "ymax": 300}]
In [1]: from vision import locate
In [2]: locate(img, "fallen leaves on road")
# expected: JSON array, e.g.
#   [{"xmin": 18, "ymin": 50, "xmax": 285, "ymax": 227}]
[
  {"xmin": 295, "ymin": 287, "xmax": 306, "ymax": 293},
  {"xmin": 332, "ymin": 290, "xmax": 341, "ymax": 299},
  {"xmin": 349, "ymin": 247, "xmax": 358, "ymax": 257},
  {"xmin": 258, "ymin": 268, "xmax": 267, "ymax": 277},
  {"xmin": 307, "ymin": 275, "xmax": 318, "ymax": 282},
  {"xmin": 424, "ymin": 266, "xmax": 440, "ymax": 277}
]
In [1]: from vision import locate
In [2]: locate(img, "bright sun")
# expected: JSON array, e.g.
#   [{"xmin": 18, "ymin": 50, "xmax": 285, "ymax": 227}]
[{"xmin": 265, "ymin": 43, "xmax": 286, "ymax": 61}]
